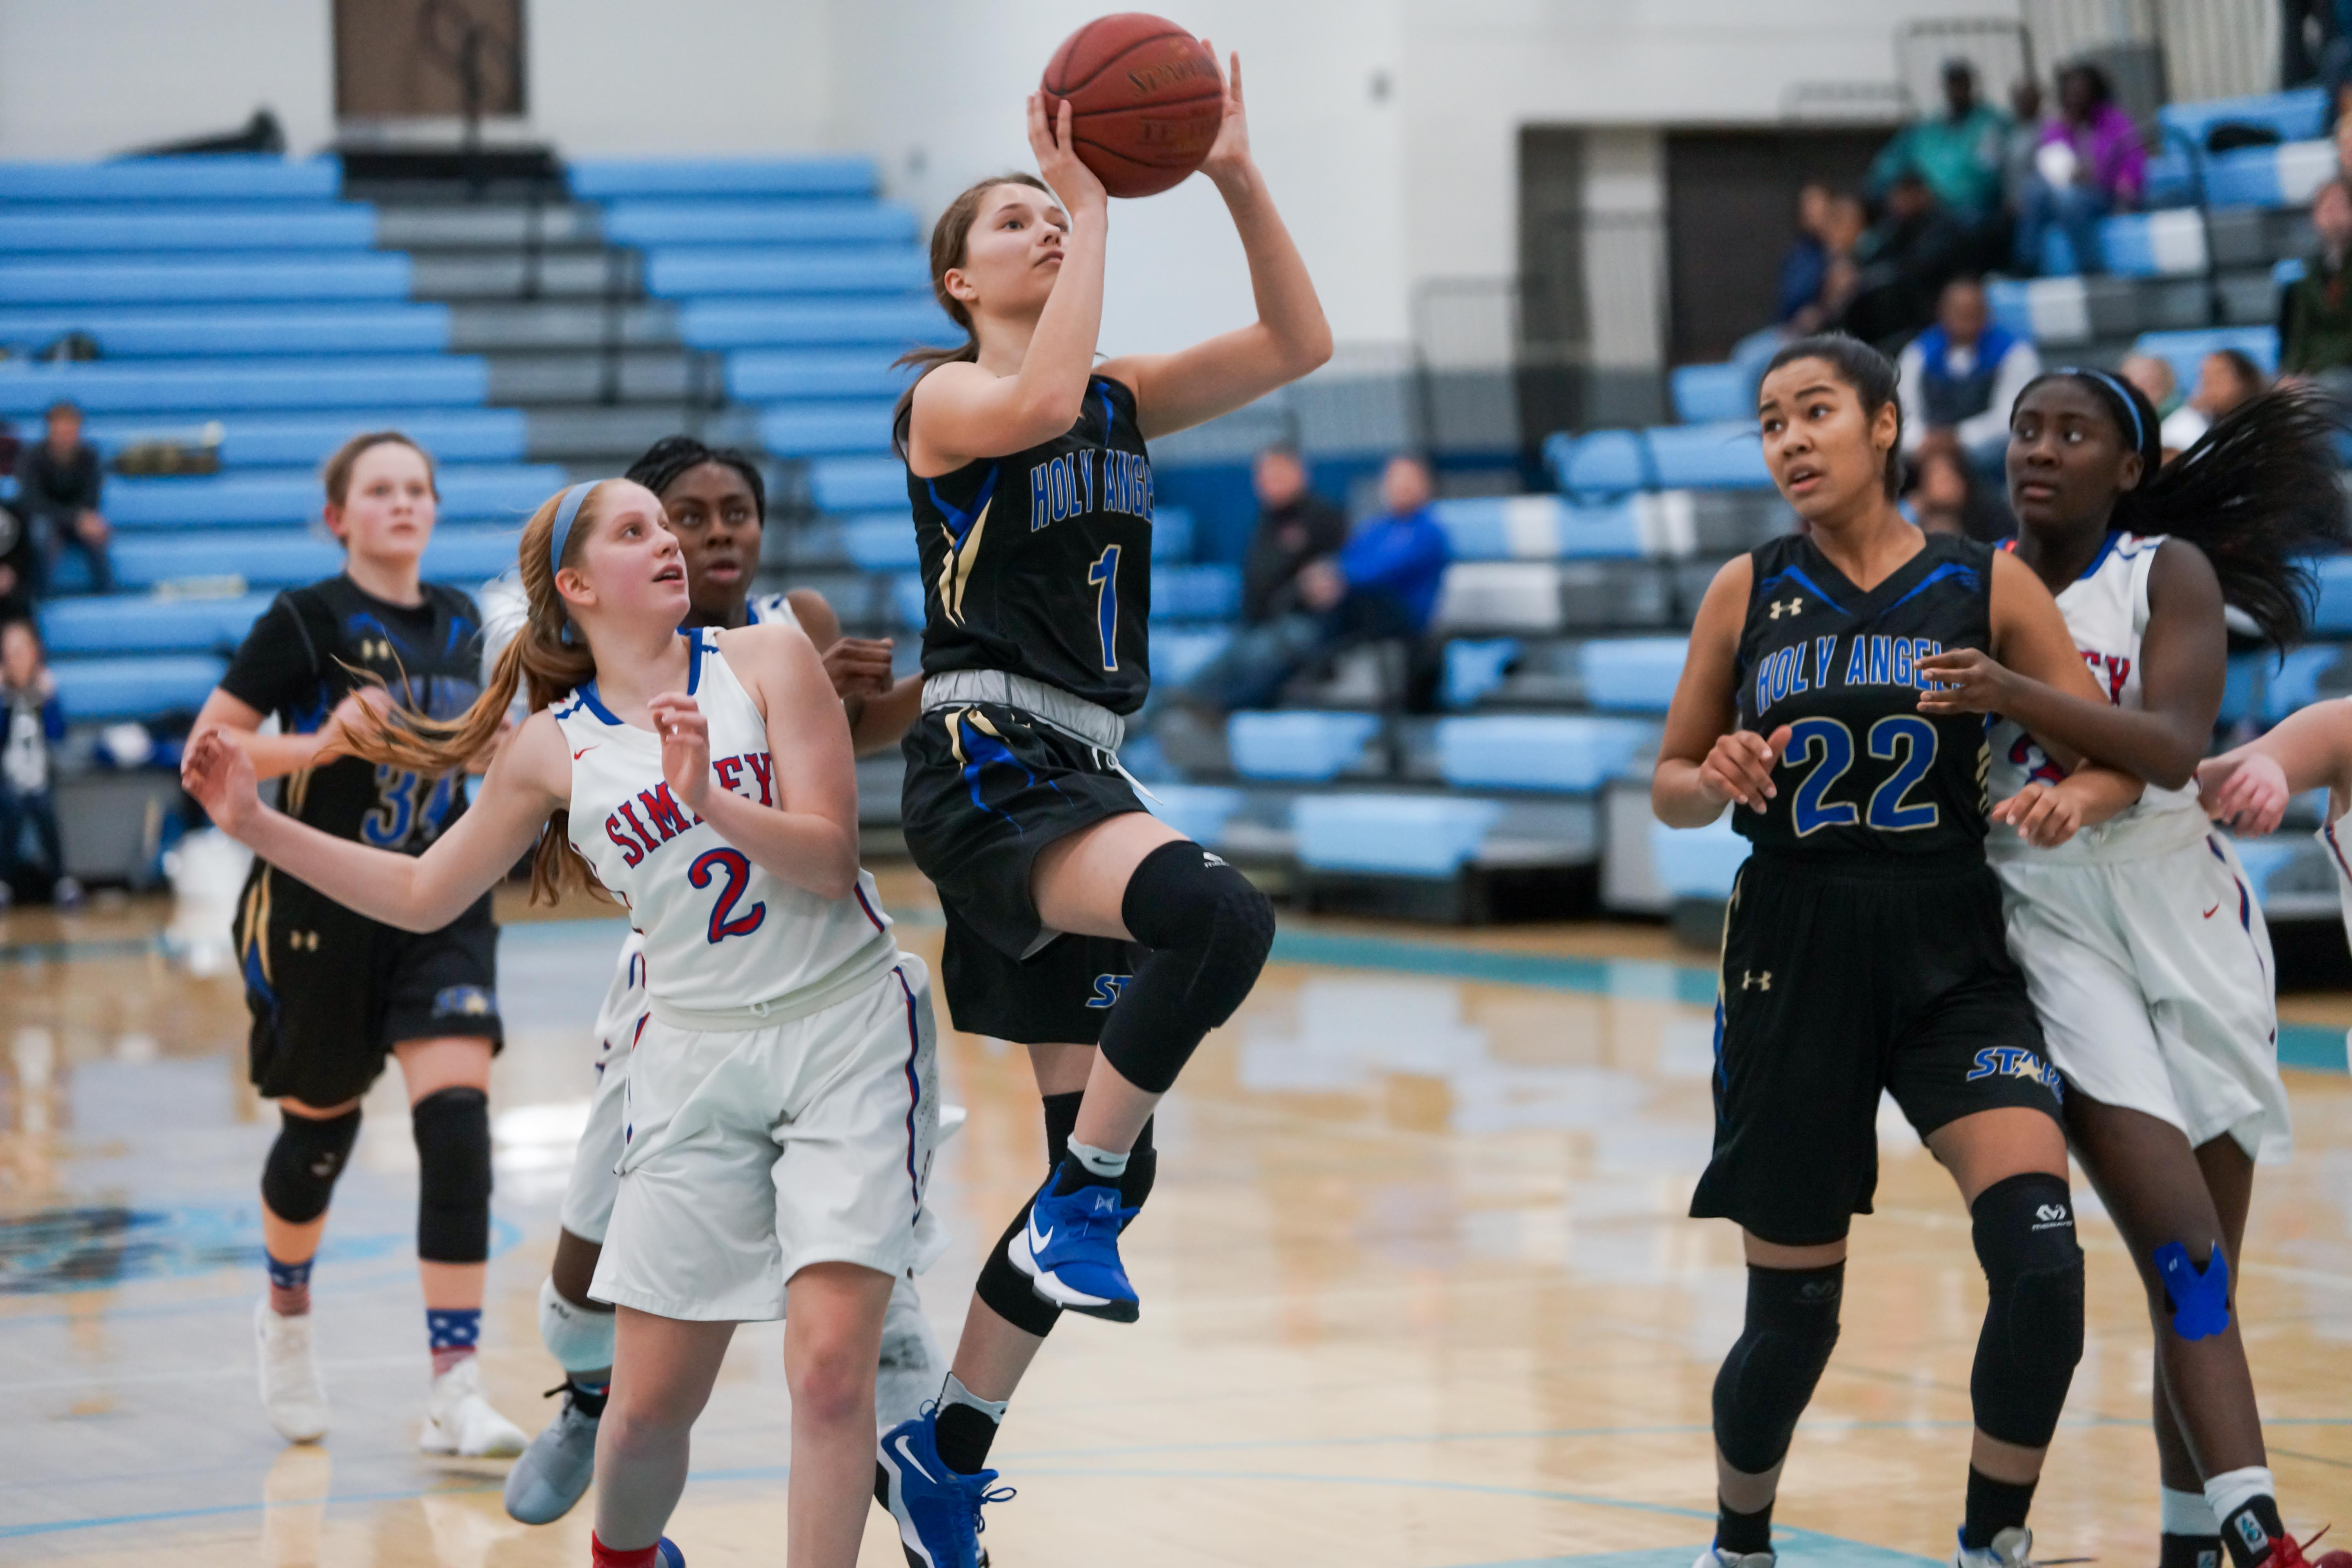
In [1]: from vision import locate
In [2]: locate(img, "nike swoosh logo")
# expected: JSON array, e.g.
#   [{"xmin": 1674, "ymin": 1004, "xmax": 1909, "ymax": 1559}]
[
  {"xmin": 2203, "ymin": 903, "xmax": 2220, "ymax": 918},
  {"xmin": 1030, "ymin": 1222, "xmax": 1054, "ymax": 1250},
  {"xmin": 573, "ymin": 746, "xmax": 598, "ymax": 760},
  {"xmin": 891, "ymin": 1434, "xmax": 936, "ymax": 1485}
]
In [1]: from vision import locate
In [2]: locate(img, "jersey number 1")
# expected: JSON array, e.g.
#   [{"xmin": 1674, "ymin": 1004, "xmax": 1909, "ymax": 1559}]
[
  {"xmin": 1088, "ymin": 544, "xmax": 1120, "ymax": 672},
  {"xmin": 688, "ymin": 849, "xmax": 768, "ymax": 945}
]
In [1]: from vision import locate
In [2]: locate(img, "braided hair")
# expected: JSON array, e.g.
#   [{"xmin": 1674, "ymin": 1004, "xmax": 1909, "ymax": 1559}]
[
  {"xmin": 2022, "ymin": 367, "xmax": 2349, "ymax": 650},
  {"xmin": 624, "ymin": 435, "xmax": 766, "ymax": 520}
]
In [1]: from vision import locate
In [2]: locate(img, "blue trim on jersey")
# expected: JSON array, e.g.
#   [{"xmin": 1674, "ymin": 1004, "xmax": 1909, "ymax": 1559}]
[
  {"xmin": 2075, "ymin": 531, "xmax": 2121, "ymax": 583},
  {"xmin": 1881, "ymin": 560, "xmax": 1982, "ymax": 616},
  {"xmin": 573, "ymin": 683, "xmax": 622, "ymax": 726},
  {"xmin": 1094, "ymin": 377, "xmax": 1116, "ymax": 433},
  {"xmin": 686, "ymin": 628, "xmax": 706, "ymax": 695},
  {"xmin": 927, "ymin": 465, "xmax": 1000, "ymax": 546},
  {"xmin": 1755, "ymin": 565, "xmax": 1849, "ymax": 617}
]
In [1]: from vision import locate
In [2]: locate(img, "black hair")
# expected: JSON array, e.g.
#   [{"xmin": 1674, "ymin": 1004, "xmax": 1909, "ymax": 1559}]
[
  {"xmin": 2060, "ymin": 61, "xmax": 2113, "ymax": 106},
  {"xmin": 1762, "ymin": 332, "xmax": 1905, "ymax": 499},
  {"xmin": 623, "ymin": 436, "xmax": 766, "ymax": 522},
  {"xmin": 2020, "ymin": 368, "xmax": 2349, "ymax": 649}
]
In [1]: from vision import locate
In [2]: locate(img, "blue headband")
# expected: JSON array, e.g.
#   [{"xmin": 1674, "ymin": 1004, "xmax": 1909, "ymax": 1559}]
[
  {"xmin": 547, "ymin": 481, "xmax": 601, "ymax": 577},
  {"xmin": 2069, "ymin": 368, "xmax": 2149, "ymax": 454}
]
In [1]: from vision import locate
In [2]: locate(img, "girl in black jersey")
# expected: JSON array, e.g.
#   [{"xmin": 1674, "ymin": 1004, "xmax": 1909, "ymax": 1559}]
[
  {"xmin": 878, "ymin": 58, "xmax": 1330, "ymax": 1568},
  {"xmin": 1655, "ymin": 337, "xmax": 2138, "ymax": 1568},
  {"xmin": 192, "ymin": 432, "xmax": 524, "ymax": 1458}
]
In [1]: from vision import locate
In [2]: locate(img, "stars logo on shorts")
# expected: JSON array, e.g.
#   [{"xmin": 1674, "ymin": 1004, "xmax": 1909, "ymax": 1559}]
[{"xmin": 1768, "ymin": 597, "xmax": 1804, "ymax": 620}]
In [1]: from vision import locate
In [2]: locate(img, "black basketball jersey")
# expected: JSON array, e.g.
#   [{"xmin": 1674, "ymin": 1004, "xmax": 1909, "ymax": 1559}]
[
  {"xmin": 907, "ymin": 373, "xmax": 1156, "ymax": 714},
  {"xmin": 1733, "ymin": 532, "xmax": 1994, "ymax": 858},
  {"xmin": 218, "ymin": 575, "xmax": 483, "ymax": 854}
]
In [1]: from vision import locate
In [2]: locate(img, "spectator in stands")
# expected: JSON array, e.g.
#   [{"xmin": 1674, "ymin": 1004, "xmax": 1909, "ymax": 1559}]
[
  {"xmin": 2163, "ymin": 348, "xmax": 2269, "ymax": 451},
  {"xmin": 0, "ymin": 505, "xmax": 33, "ymax": 622},
  {"xmin": 1841, "ymin": 173, "xmax": 1972, "ymax": 345},
  {"xmin": 1903, "ymin": 430, "xmax": 2003, "ymax": 542},
  {"xmin": 2014, "ymin": 62, "xmax": 2145, "ymax": 276},
  {"xmin": 1866, "ymin": 59, "xmax": 2010, "ymax": 229},
  {"xmin": 13, "ymin": 402, "xmax": 114, "ymax": 596},
  {"xmin": 2116, "ymin": 350, "xmax": 2196, "ymax": 459},
  {"xmin": 0, "ymin": 617, "xmax": 74, "ymax": 911},
  {"xmin": 1896, "ymin": 276, "xmax": 2042, "ymax": 470},
  {"xmin": 2280, "ymin": 178, "xmax": 2352, "ymax": 392},
  {"xmin": 1239, "ymin": 443, "xmax": 1348, "ymax": 626},
  {"xmin": 1777, "ymin": 184, "xmax": 1835, "ymax": 327},
  {"xmin": 1183, "ymin": 453, "xmax": 1451, "ymax": 715}
]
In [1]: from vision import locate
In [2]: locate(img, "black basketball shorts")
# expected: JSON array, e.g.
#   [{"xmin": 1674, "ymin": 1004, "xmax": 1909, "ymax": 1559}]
[
  {"xmin": 236, "ymin": 867, "xmax": 503, "ymax": 1107},
  {"xmin": 900, "ymin": 700, "xmax": 1147, "ymax": 1044},
  {"xmin": 1690, "ymin": 847, "xmax": 2063, "ymax": 1247}
]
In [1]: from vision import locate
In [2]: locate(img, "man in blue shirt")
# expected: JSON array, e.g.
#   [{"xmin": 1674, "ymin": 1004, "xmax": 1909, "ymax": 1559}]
[{"xmin": 1182, "ymin": 453, "xmax": 1450, "ymax": 714}]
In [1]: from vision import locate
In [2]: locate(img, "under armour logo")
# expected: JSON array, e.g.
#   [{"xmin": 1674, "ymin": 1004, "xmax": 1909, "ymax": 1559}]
[
  {"xmin": 1742, "ymin": 970, "xmax": 1771, "ymax": 991},
  {"xmin": 358, "ymin": 637, "xmax": 393, "ymax": 662},
  {"xmin": 1768, "ymin": 597, "xmax": 1804, "ymax": 619},
  {"xmin": 1202, "ymin": 851, "xmax": 1228, "ymax": 867},
  {"xmin": 2036, "ymin": 1203, "xmax": 2068, "ymax": 1223},
  {"xmin": 287, "ymin": 930, "xmax": 319, "ymax": 951}
]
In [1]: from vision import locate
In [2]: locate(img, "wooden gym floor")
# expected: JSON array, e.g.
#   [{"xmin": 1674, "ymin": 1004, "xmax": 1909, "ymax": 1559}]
[{"xmin": 2, "ymin": 866, "xmax": 2348, "ymax": 1565}]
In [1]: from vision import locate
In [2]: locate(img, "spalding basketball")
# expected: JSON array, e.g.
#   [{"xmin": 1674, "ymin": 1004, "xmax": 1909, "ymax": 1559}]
[{"xmin": 1041, "ymin": 14, "xmax": 1224, "ymax": 198}]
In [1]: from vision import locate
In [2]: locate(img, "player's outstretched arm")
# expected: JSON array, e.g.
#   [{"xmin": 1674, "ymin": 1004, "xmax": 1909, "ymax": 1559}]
[
  {"xmin": 1654, "ymin": 556, "xmax": 1791, "ymax": 827},
  {"xmin": 181, "ymin": 710, "xmax": 566, "ymax": 931},
  {"xmin": 2201, "ymin": 698, "xmax": 2352, "ymax": 832},
  {"xmin": 677, "ymin": 624, "xmax": 862, "ymax": 900},
  {"xmin": 1098, "ymin": 50, "xmax": 1334, "ymax": 439}
]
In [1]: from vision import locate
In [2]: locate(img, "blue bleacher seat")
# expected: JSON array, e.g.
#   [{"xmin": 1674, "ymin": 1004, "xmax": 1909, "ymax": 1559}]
[
  {"xmin": 889, "ymin": 572, "xmax": 926, "ymax": 629},
  {"xmin": 109, "ymin": 525, "xmax": 519, "ymax": 591},
  {"xmin": 1152, "ymin": 564, "xmax": 1240, "ymax": 622},
  {"xmin": 2159, "ymin": 87, "xmax": 2327, "ymax": 152},
  {"xmin": 1229, "ymin": 711, "xmax": 1381, "ymax": 781},
  {"xmin": 1671, "ymin": 363, "xmax": 1750, "ymax": 424},
  {"xmin": 2201, "ymin": 138, "xmax": 2339, "ymax": 208},
  {"xmin": 0, "ymin": 254, "xmax": 409, "ymax": 305},
  {"xmin": 0, "ymin": 157, "xmax": 341, "ymax": 203},
  {"xmin": 686, "ymin": 299, "xmax": 950, "ymax": 350},
  {"xmin": 1292, "ymin": 794, "xmax": 1504, "ymax": 877},
  {"xmin": 728, "ymin": 350, "xmax": 910, "ymax": 402},
  {"xmin": 809, "ymin": 455, "xmax": 907, "ymax": 512},
  {"xmin": 1432, "ymin": 494, "xmax": 1656, "ymax": 561},
  {"xmin": 2261, "ymin": 644, "xmax": 2344, "ymax": 721},
  {"xmin": 570, "ymin": 158, "xmax": 878, "ymax": 200},
  {"xmin": 80, "ymin": 409, "xmax": 528, "ymax": 468},
  {"xmin": 602, "ymin": 200, "xmax": 918, "ymax": 247},
  {"xmin": 1989, "ymin": 276, "xmax": 2090, "ymax": 344},
  {"xmin": 1434, "ymin": 715, "xmax": 1656, "ymax": 793},
  {"xmin": 2095, "ymin": 210, "xmax": 2209, "ymax": 278},
  {"xmin": 0, "ymin": 206, "xmax": 374, "ymax": 253},
  {"xmin": 0, "ymin": 357, "xmax": 489, "ymax": 415},
  {"xmin": 1152, "ymin": 626, "xmax": 1231, "ymax": 688},
  {"xmin": 2143, "ymin": 148, "xmax": 2196, "ymax": 208},
  {"xmin": 2132, "ymin": 327, "xmax": 2279, "ymax": 392},
  {"xmin": 1651, "ymin": 814, "xmax": 1748, "ymax": 900},
  {"xmin": 51, "ymin": 654, "xmax": 227, "ymax": 721},
  {"xmin": 2310, "ymin": 555, "xmax": 2352, "ymax": 633},
  {"xmin": 757, "ymin": 401, "xmax": 898, "ymax": 457},
  {"xmin": 647, "ymin": 249, "xmax": 928, "ymax": 299},
  {"xmin": 1434, "ymin": 563, "xmax": 1567, "ymax": 634},
  {"xmin": 1151, "ymin": 506, "xmax": 1194, "ymax": 563},
  {"xmin": 0, "ymin": 305, "xmax": 450, "ymax": 358},
  {"xmin": 1579, "ymin": 637, "xmax": 1687, "ymax": 713},
  {"xmin": 1144, "ymin": 783, "xmax": 1244, "ymax": 849},
  {"xmin": 1442, "ymin": 638, "xmax": 1520, "ymax": 709},
  {"xmin": 842, "ymin": 513, "xmax": 918, "ymax": 571},
  {"xmin": 104, "ymin": 464, "xmax": 564, "ymax": 528},
  {"xmin": 40, "ymin": 592, "xmax": 272, "ymax": 656},
  {"xmin": 2230, "ymin": 837, "xmax": 2303, "ymax": 906},
  {"xmin": 1548, "ymin": 423, "xmax": 1767, "ymax": 495}
]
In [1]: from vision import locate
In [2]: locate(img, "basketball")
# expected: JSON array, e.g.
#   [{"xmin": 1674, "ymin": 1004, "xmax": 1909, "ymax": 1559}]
[{"xmin": 1041, "ymin": 13, "xmax": 1225, "ymax": 198}]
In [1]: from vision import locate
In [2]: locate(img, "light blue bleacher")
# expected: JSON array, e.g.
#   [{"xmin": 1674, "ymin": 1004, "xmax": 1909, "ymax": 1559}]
[
  {"xmin": 1547, "ymin": 423, "xmax": 1768, "ymax": 495},
  {"xmin": 2230, "ymin": 837, "xmax": 2304, "ymax": 904},
  {"xmin": 2133, "ymin": 326, "xmax": 2279, "ymax": 391},
  {"xmin": 760, "ymin": 401, "xmax": 898, "ymax": 457},
  {"xmin": 645, "ymin": 248, "xmax": 929, "ymax": 299},
  {"xmin": 2086, "ymin": 209, "xmax": 2210, "ymax": 278},
  {"xmin": 1434, "ymin": 715, "xmax": 1656, "ymax": 793},
  {"xmin": 1293, "ymin": 794, "xmax": 1504, "ymax": 877},
  {"xmin": 104, "ymin": 465, "xmax": 565, "ymax": 528},
  {"xmin": 109, "ymin": 525, "xmax": 521, "ymax": 592},
  {"xmin": 2159, "ymin": 87, "xmax": 2327, "ymax": 152},
  {"xmin": 1144, "ymin": 782, "xmax": 1243, "ymax": 848},
  {"xmin": 809, "ymin": 455, "xmax": 907, "ymax": 512},
  {"xmin": 53, "ymin": 655, "xmax": 226, "ymax": 722},
  {"xmin": 1153, "ymin": 626, "xmax": 1231, "ymax": 688},
  {"xmin": 1432, "ymin": 494, "xmax": 1657, "ymax": 561},
  {"xmin": 728, "ymin": 349, "xmax": 909, "ymax": 402},
  {"xmin": 683, "ymin": 299, "xmax": 949, "ymax": 350},
  {"xmin": 1651, "ymin": 814, "xmax": 1748, "ymax": 900},
  {"xmin": 2200, "ymin": 138, "xmax": 2338, "ymax": 209},
  {"xmin": 80, "ymin": 409, "xmax": 527, "ymax": 468},
  {"xmin": 841, "ymin": 514, "xmax": 918, "ymax": 572},
  {"xmin": 568, "ymin": 158, "xmax": 878, "ymax": 200},
  {"xmin": 0, "ymin": 357, "xmax": 488, "ymax": 414},
  {"xmin": 1443, "ymin": 637, "xmax": 1520, "ymax": 709},
  {"xmin": 0, "ymin": 254, "xmax": 409, "ymax": 305},
  {"xmin": 1153, "ymin": 563, "xmax": 1239, "ymax": 621},
  {"xmin": 0, "ymin": 205, "xmax": 373, "ymax": 252},
  {"xmin": 1579, "ymin": 637, "xmax": 1688, "ymax": 714},
  {"xmin": 40, "ymin": 592, "xmax": 271, "ymax": 657},
  {"xmin": 602, "ymin": 200, "xmax": 917, "ymax": 247},
  {"xmin": 1670, "ymin": 363, "xmax": 1751, "ymax": 424},
  {"xmin": 2311, "ymin": 554, "xmax": 2352, "ymax": 633},
  {"xmin": 0, "ymin": 305, "xmax": 450, "ymax": 358},
  {"xmin": 0, "ymin": 157, "xmax": 340, "ymax": 203},
  {"xmin": 848, "ymin": 507, "xmax": 1197, "ymax": 571},
  {"xmin": 1229, "ymin": 711, "xmax": 1381, "ymax": 782}
]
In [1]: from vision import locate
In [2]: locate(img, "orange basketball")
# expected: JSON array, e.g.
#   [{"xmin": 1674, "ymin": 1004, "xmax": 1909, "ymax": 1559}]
[{"xmin": 1041, "ymin": 13, "xmax": 1224, "ymax": 199}]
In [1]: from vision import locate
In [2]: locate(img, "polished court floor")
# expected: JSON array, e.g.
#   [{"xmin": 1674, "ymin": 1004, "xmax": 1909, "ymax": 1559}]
[{"xmin": 2, "ymin": 858, "xmax": 2348, "ymax": 1566}]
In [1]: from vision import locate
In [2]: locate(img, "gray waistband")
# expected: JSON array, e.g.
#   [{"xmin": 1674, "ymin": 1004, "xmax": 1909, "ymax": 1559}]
[
  {"xmin": 923, "ymin": 669, "xmax": 1125, "ymax": 752},
  {"xmin": 646, "ymin": 938, "xmax": 898, "ymax": 1033}
]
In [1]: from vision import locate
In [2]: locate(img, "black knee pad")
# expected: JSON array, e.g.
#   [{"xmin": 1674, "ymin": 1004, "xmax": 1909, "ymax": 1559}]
[
  {"xmin": 1099, "ymin": 841, "xmax": 1275, "ymax": 1094},
  {"xmin": 412, "ymin": 1087, "xmax": 492, "ymax": 1264},
  {"xmin": 260, "ymin": 1106, "xmax": 361, "ymax": 1224},
  {"xmin": 1968, "ymin": 1171, "xmax": 2085, "ymax": 1448},
  {"xmin": 1711, "ymin": 1261, "xmax": 1844, "ymax": 1475}
]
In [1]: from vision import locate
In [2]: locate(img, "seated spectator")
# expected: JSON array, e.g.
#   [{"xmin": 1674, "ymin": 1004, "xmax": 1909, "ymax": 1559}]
[
  {"xmin": 2014, "ymin": 62, "xmax": 2145, "ymax": 275},
  {"xmin": 13, "ymin": 401, "xmax": 114, "ymax": 596},
  {"xmin": 0, "ymin": 505, "xmax": 32, "ymax": 622},
  {"xmin": 2281, "ymin": 178, "xmax": 2352, "ymax": 391},
  {"xmin": 0, "ymin": 617, "xmax": 75, "ymax": 910},
  {"xmin": 2161, "ymin": 349, "xmax": 2269, "ymax": 450},
  {"xmin": 1239, "ymin": 443, "xmax": 1348, "ymax": 626},
  {"xmin": 1896, "ymin": 276, "xmax": 2042, "ymax": 469},
  {"xmin": 2117, "ymin": 351, "xmax": 2194, "ymax": 459},
  {"xmin": 1777, "ymin": 183, "xmax": 1835, "ymax": 326},
  {"xmin": 1904, "ymin": 430, "xmax": 2004, "ymax": 542},
  {"xmin": 1842, "ymin": 173, "xmax": 1972, "ymax": 345},
  {"xmin": 1185, "ymin": 454, "xmax": 1451, "ymax": 716},
  {"xmin": 1867, "ymin": 59, "xmax": 2011, "ymax": 229}
]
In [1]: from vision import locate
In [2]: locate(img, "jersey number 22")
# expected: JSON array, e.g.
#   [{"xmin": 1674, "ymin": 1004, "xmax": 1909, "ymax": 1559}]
[{"xmin": 1785, "ymin": 715, "xmax": 1940, "ymax": 835}]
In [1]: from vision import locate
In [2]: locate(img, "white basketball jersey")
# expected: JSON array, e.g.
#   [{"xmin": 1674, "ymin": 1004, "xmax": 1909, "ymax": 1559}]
[
  {"xmin": 555, "ymin": 627, "xmax": 893, "ymax": 1011},
  {"xmin": 1987, "ymin": 532, "xmax": 2205, "ymax": 862}
]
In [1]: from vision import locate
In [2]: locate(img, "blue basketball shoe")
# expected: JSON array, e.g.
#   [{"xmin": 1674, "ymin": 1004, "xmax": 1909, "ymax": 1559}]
[
  {"xmin": 875, "ymin": 1408, "xmax": 1012, "ymax": 1568},
  {"xmin": 1009, "ymin": 1164, "xmax": 1142, "ymax": 1321}
]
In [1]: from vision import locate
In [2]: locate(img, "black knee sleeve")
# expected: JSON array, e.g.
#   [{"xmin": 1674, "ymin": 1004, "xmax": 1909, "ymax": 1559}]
[
  {"xmin": 412, "ymin": 1087, "xmax": 492, "ymax": 1264},
  {"xmin": 1097, "ymin": 841, "xmax": 1274, "ymax": 1095},
  {"xmin": 975, "ymin": 1104, "xmax": 1158, "ymax": 1336},
  {"xmin": 1711, "ymin": 1261, "xmax": 1844, "ymax": 1475},
  {"xmin": 1968, "ymin": 1172, "xmax": 2085, "ymax": 1448},
  {"xmin": 260, "ymin": 1106, "xmax": 361, "ymax": 1224}
]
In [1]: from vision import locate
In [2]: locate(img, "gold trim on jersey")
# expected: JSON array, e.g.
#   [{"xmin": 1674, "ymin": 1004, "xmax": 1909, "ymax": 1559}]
[
  {"xmin": 945, "ymin": 708, "xmax": 971, "ymax": 768},
  {"xmin": 239, "ymin": 871, "xmax": 274, "ymax": 988},
  {"xmin": 284, "ymin": 762, "xmax": 314, "ymax": 817},
  {"xmin": 936, "ymin": 497, "xmax": 993, "ymax": 625}
]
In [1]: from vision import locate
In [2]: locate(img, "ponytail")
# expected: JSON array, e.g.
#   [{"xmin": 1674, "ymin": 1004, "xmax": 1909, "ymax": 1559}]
[
  {"xmin": 338, "ymin": 483, "xmax": 612, "ymax": 905},
  {"xmin": 891, "ymin": 171, "xmax": 1053, "ymax": 458}
]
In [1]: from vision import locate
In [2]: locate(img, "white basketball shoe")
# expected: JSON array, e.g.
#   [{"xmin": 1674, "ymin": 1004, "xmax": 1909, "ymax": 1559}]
[
  {"xmin": 419, "ymin": 1356, "xmax": 527, "ymax": 1457},
  {"xmin": 254, "ymin": 1297, "xmax": 329, "ymax": 1443}
]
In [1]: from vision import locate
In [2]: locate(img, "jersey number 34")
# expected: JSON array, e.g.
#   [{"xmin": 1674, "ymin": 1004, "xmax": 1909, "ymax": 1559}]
[{"xmin": 1784, "ymin": 715, "xmax": 1940, "ymax": 835}]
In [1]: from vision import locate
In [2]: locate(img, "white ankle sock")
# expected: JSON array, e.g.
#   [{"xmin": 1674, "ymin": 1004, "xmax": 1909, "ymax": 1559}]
[
  {"xmin": 1067, "ymin": 1138, "xmax": 1129, "ymax": 1179},
  {"xmin": 2163, "ymin": 1486, "xmax": 2220, "ymax": 1535},
  {"xmin": 940, "ymin": 1372, "xmax": 1008, "ymax": 1421},
  {"xmin": 2203, "ymin": 1467, "xmax": 2274, "ymax": 1533}
]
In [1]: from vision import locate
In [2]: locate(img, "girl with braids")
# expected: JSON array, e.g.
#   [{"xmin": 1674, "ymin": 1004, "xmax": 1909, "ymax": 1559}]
[
  {"xmin": 1916, "ymin": 370, "xmax": 2349, "ymax": 1568},
  {"xmin": 182, "ymin": 478, "xmax": 942, "ymax": 1568}
]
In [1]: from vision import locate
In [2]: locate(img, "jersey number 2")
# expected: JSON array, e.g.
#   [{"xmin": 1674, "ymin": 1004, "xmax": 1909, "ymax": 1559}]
[
  {"xmin": 1088, "ymin": 544, "xmax": 1120, "ymax": 672},
  {"xmin": 688, "ymin": 849, "xmax": 768, "ymax": 944},
  {"xmin": 1785, "ymin": 715, "xmax": 1941, "ymax": 835}
]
